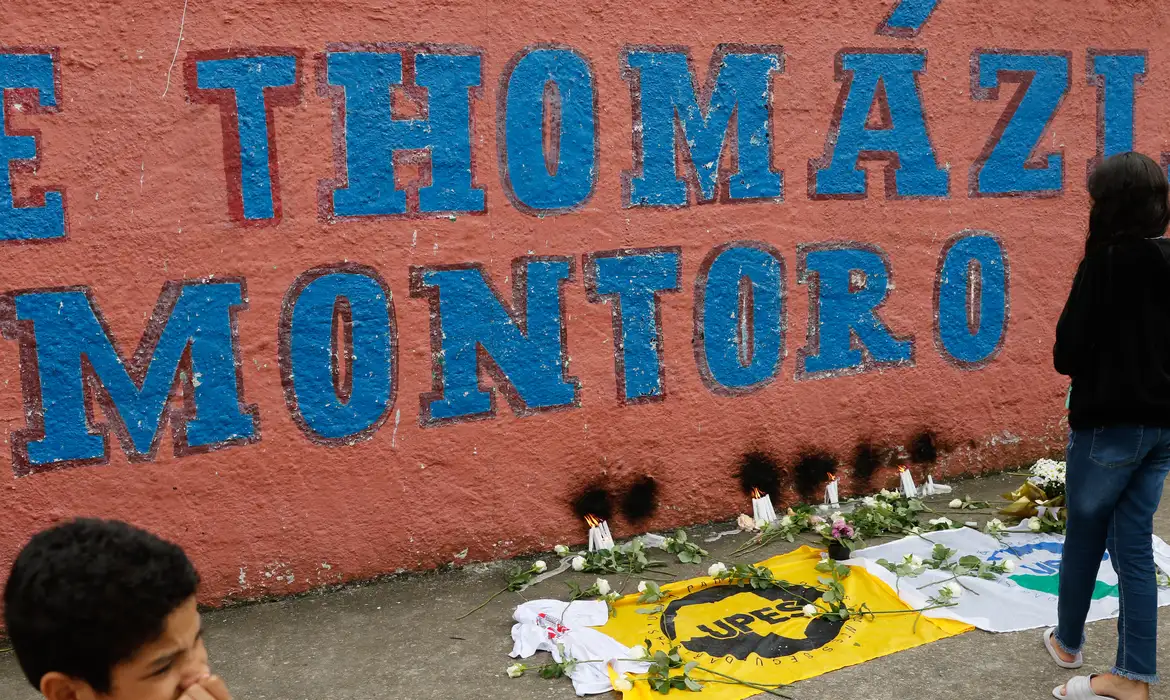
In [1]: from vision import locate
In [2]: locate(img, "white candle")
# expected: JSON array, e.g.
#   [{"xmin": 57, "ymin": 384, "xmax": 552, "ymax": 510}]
[
  {"xmin": 899, "ymin": 468, "xmax": 917, "ymax": 498},
  {"xmin": 586, "ymin": 517, "xmax": 614, "ymax": 552},
  {"xmin": 922, "ymin": 475, "xmax": 952, "ymax": 495},
  {"xmin": 751, "ymin": 491, "xmax": 777, "ymax": 525},
  {"xmin": 824, "ymin": 479, "xmax": 839, "ymax": 506}
]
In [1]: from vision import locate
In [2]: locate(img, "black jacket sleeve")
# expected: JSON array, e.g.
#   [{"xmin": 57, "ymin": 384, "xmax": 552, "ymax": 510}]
[{"xmin": 1054, "ymin": 255, "xmax": 1101, "ymax": 377}]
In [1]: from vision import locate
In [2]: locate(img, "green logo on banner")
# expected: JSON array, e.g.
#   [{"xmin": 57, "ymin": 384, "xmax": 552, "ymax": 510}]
[{"xmin": 1009, "ymin": 573, "xmax": 1119, "ymax": 600}]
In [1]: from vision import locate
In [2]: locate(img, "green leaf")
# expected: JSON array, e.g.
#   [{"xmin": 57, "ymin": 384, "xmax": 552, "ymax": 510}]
[{"xmin": 685, "ymin": 677, "xmax": 703, "ymax": 691}]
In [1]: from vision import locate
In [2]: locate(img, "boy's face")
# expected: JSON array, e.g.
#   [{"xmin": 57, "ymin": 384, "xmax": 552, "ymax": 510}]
[
  {"xmin": 103, "ymin": 596, "xmax": 210, "ymax": 700},
  {"xmin": 41, "ymin": 596, "xmax": 213, "ymax": 700}
]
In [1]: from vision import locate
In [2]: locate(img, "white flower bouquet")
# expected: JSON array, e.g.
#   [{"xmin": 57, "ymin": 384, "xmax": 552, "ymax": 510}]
[{"xmin": 1028, "ymin": 458, "xmax": 1067, "ymax": 499}]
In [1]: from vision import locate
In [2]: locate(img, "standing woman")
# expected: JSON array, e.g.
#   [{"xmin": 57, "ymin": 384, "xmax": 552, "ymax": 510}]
[{"xmin": 1047, "ymin": 151, "xmax": 1170, "ymax": 700}]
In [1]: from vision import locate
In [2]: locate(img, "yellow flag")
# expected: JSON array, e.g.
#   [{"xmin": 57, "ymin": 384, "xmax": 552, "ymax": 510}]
[{"xmin": 600, "ymin": 546, "xmax": 971, "ymax": 700}]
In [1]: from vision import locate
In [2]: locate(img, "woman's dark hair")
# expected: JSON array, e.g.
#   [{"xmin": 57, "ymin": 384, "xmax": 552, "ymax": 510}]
[{"xmin": 1086, "ymin": 151, "xmax": 1170, "ymax": 256}]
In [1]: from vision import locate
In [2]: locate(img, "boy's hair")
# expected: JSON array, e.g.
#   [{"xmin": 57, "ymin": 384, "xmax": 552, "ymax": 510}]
[{"xmin": 3, "ymin": 518, "xmax": 199, "ymax": 692}]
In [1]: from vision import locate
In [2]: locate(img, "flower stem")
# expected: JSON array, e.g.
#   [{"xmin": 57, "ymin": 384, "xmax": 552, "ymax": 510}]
[
  {"xmin": 917, "ymin": 573, "xmax": 979, "ymax": 596},
  {"xmin": 455, "ymin": 586, "xmax": 508, "ymax": 621},
  {"xmin": 692, "ymin": 667, "xmax": 792, "ymax": 698},
  {"xmin": 861, "ymin": 604, "xmax": 951, "ymax": 616}
]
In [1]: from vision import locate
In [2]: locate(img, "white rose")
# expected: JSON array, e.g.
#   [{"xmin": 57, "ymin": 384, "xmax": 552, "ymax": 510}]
[
  {"xmin": 571, "ymin": 556, "xmax": 586, "ymax": 571},
  {"xmin": 707, "ymin": 562, "xmax": 728, "ymax": 577},
  {"xmin": 637, "ymin": 581, "xmax": 649, "ymax": 593},
  {"xmin": 906, "ymin": 554, "xmax": 923, "ymax": 568},
  {"xmin": 1002, "ymin": 559, "xmax": 1015, "ymax": 572},
  {"xmin": 595, "ymin": 578, "xmax": 611, "ymax": 596},
  {"xmin": 949, "ymin": 499, "xmax": 963, "ymax": 509},
  {"xmin": 533, "ymin": 560, "xmax": 547, "ymax": 573},
  {"xmin": 628, "ymin": 645, "xmax": 648, "ymax": 660},
  {"xmin": 506, "ymin": 664, "xmax": 525, "ymax": 678},
  {"xmin": 613, "ymin": 673, "xmax": 634, "ymax": 692},
  {"xmin": 831, "ymin": 511, "xmax": 844, "ymax": 523},
  {"xmin": 1028, "ymin": 518, "xmax": 1042, "ymax": 532},
  {"xmin": 929, "ymin": 517, "xmax": 952, "ymax": 527},
  {"xmin": 863, "ymin": 496, "xmax": 877, "ymax": 507},
  {"xmin": 944, "ymin": 582, "xmax": 962, "ymax": 598},
  {"xmin": 880, "ymin": 489, "xmax": 894, "ymax": 498},
  {"xmin": 780, "ymin": 515, "xmax": 794, "ymax": 528},
  {"xmin": 554, "ymin": 545, "xmax": 570, "ymax": 557},
  {"xmin": 802, "ymin": 604, "xmax": 818, "ymax": 617},
  {"xmin": 737, "ymin": 513, "xmax": 758, "ymax": 531}
]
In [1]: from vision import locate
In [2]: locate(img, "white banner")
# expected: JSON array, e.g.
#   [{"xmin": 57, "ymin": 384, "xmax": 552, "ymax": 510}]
[{"xmin": 851, "ymin": 528, "xmax": 1170, "ymax": 633}]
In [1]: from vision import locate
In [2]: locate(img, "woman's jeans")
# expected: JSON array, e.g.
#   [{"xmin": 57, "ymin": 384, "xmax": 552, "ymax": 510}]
[{"xmin": 1056, "ymin": 426, "xmax": 1170, "ymax": 683}]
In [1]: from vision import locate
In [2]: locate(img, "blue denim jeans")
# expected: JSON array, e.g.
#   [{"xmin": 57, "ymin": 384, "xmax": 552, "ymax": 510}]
[{"xmin": 1056, "ymin": 426, "xmax": 1170, "ymax": 684}]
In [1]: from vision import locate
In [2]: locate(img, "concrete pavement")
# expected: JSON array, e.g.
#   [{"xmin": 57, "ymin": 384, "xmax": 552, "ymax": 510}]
[{"xmin": 2, "ymin": 472, "xmax": 1166, "ymax": 700}]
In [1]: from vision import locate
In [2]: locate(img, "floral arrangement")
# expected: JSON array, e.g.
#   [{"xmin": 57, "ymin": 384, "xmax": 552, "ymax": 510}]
[
  {"xmin": 1030, "ymin": 458, "xmax": 1067, "ymax": 499},
  {"xmin": 1000, "ymin": 457, "xmax": 1067, "ymax": 531},
  {"xmin": 815, "ymin": 514, "xmax": 860, "ymax": 559}
]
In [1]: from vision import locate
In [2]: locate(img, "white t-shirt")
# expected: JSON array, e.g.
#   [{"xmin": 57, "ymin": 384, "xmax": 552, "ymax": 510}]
[{"xmin": 510, "ymin": 599, "xmax": 650, "ymax": 696}]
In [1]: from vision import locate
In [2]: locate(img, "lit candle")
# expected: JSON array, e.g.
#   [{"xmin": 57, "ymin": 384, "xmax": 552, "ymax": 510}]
[
  {"xmin": 585, "ymin": 515, "xmax": 615, "ymax": 551},
  {"xmin": 750, "ymin": 488, "xmax": 777, "ymax": 525},
  {"xmin": 824, "ymin": 474, "xmax": 839, "ymax": 506}
]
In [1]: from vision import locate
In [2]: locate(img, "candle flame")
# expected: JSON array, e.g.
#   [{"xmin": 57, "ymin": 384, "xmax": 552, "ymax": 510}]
[
  {"xmin": 584, "ymin": 514, "xmax": 601, "ymax": 528},
  {"xmin": 750, "ymin": 488, "xmax": 764, "ymax": 499},
  {"xmin": 898, "ymin": 466, "xmax": 907, "ymax": 473},
  {"xmin": 828, "ymin": 473, "xmax": 838, "ymax": 482}
]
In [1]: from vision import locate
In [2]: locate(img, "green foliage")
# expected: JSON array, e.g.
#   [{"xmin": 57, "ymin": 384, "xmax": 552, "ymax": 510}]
[{"xmin": 662, "ymin": 529, "xmax": 709, "ymax": 565}]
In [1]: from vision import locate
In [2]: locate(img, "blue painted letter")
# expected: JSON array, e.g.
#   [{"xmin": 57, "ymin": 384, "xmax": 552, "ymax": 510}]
[
  {"xmin": 813, "ymin": 51, "xmax": 947, "ymax": 199},
  {"xmin": 411, "ymin": 259, "xmax": 578, "ymax": 423},
  {"xmin": 502, "ymin": 48, "xmax": 596, "ymax": 212},
  {"xmin": 0, "ymin": 52, "xmax": 63, "ymax": 241},
  {"xmin": 585, "ymin": 249, "xmax": 680, "ymax": 402},
  {"xmin": 623, "ymin": 47, "xmax": 783, "ymax": 206},
  {"xmin": 282, "ymin": 268, "xmax": 395, "ymax": 443},
  {"xmin": 798, "ymin": 246, "xmax": 912, "ymax": 377},
  {"xmin": 194, "ymin": 54, "xmax": 298, "ymax": 222},
  {"xmin": 972, "ymin": 52, "xmax": 1070, "ymax": 196},
  {"xmin": 325, "ymin": 50, "xmax": 483, "ymax": 217},
  {"xmin": 878, "ymin": 0, "xmax": 939, "ymax": 37},
  {"xmin": 696, "ymin": 244, "xmax": 785, "ymax": 393},
  {"xmin": 4, "ymin": 282, "xmax": 255, "ymax": 473},
  {"xmin": 1089, "ymin": 52, "xmax": 1145, "ymax": 161},
  {"xmin": 936, "ymin": 233, "xmax": 1008, "ymax": 366}
]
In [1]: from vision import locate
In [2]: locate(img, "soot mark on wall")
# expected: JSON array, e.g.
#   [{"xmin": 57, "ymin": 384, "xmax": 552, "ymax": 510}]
[
  {"xmin": 737, "ymin": 451, "xmax": 783, "ymax": 499},
  {"xmin": 621, "ymin": 475, "xmax": 659, "ymax": 522},
  {"xmin": 908, "ymin": 429, "xmax": 939, "ymax": 464},
  {"xmin": 571, "ymin": 483, "xmax": 614, "ymax": 520},
  {"xmin": 794, "ymin": 450, "xmax": 837, "ymax": 501},
  {"xmin": 851, "ymin": 440, "xmax": 887, "ymax": 489}
]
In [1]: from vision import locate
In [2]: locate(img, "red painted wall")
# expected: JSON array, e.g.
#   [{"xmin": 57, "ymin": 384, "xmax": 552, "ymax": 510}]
[{"xmin": 0, "ymin": 0, "xmax": 1156, "ymax": 603}]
